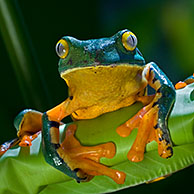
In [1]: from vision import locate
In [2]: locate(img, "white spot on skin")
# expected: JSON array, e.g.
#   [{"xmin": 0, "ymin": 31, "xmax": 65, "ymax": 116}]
[{"xmin": 53, "ymin": 157, "xmax": 62, "ymax": 166}]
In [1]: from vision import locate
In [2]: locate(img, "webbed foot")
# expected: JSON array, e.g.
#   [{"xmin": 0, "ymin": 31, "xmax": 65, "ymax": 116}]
[
  {"xmin": 117, "ymin": 62, "xmax": 175, "ymax": 162},
  {"xmin": 57, "ymin": 124, "xmax": 126, "ymax": 184},
  {"xmin": 117, "ymin": 99, "xmax": 173, "ymax": 162},
  {"xmin": 42, "ymin": 99, "xmax": 126, "ymax": 184},
  {"xmin": 117, "ymin": 103, "xmax": 158, "ymax": 162}
]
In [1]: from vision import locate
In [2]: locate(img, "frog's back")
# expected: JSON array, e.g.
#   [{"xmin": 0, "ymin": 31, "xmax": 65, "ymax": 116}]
[{"xmin": 62, "ymin": 64, "xmax": 146, "ymax": 119}]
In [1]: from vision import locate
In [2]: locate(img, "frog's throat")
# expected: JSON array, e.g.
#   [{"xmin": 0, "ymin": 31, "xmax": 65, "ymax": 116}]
[
  {"xmin": 60, "ymin": 63, "xmax": 144, "ymax": 82},
  {"xmin": 60, "ymin": 64, "xmax": 146, "ymax": 120},
  {"xmin": 60, "ymin": 63, "xmax": 115, "ymax": 78},
  {"xmin": 60, "ymin": 64, "xmax": 144, "ymax": 88},
  {"xmin": 60, "ymin": 63, "xmax": 145, "ymax": 98}
]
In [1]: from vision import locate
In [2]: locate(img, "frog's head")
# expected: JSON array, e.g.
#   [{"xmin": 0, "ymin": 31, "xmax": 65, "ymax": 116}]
[{"xmin": 56, "ymin": 29, "xmax": 145, "ymax": 81}]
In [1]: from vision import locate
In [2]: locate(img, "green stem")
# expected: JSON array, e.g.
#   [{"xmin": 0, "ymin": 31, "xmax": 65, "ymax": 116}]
[{"xmin": 0, "ymin": 0, "xmax": 50, "ymax": 110}]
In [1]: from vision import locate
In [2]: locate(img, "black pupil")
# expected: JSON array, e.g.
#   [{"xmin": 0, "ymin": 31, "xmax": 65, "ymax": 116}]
[
  {"xmin": 130, "ymin": 35, "xmax": 135, "ymax": 45},
  {"xmin": 57, "ymin": 43, "xmax": 65, "ymax": 56},
  {"xmin": 128, "ymin": 35, "xmax": 135, "ymax": 47}
]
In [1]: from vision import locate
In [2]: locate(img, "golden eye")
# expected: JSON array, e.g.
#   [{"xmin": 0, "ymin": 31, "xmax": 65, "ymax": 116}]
[
  {"xmin": 122, "ymin": 31, "xmax": 137, "ymax": 51},
  {"xmin": 56, "ymin": 39, "xmax": 69, "ymax": 59}
]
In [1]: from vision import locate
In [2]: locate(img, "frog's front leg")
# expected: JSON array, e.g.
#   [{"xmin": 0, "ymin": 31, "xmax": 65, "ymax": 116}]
[
  {"xmin": 42, "ymin": 98, "xmax": 126, "ymax": 184},
  {"xmin": 117, "ymin": 62, "xmax": 176, "ymax": 162}
]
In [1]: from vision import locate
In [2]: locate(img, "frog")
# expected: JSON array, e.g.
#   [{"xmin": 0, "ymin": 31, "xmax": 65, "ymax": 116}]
[{"xmin": 0, "ymin": 29, "xmax": 176, "ymax": 184}]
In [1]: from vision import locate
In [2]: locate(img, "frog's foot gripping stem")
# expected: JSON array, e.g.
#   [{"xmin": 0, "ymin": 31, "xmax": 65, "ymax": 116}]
[
  {"xmin": 19, "ymin": 132, "xmax": 41, "ymax": 147},
  {"xmin": 42, "ymin": 113, "xmax": 126, "ymax": 184},
  {"xmin": 117, "ymin": 62, "xmax": 176, "ymax": 162},
  {"xmin": 0, "ymin": 109, "xmax": 42, "ymax": 156},
  {"xmin": 0, "ymin": 131, "xmax": 40, "ymax": 156},
  {"xmin": 15, "ymin": 109, "xmax": 42, "ymax": 147}
]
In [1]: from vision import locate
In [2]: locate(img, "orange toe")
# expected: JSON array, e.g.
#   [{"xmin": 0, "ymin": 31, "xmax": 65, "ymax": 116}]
[
  {"xmin": 114, "ymin": 171, "xmax": 126, "ymax": 184},
  {"xmin": 19, "ymin": 135, "xmax": 32, "ymax": 147},
  {"xmin": 175, "ymin": 81, "xmax": 187, "ymax": 89},
  {"xmin": 116, "ymin": 124, "xmax": 131, "ymax": 137},
  {"xmin": 127, "ymin": 149, "xmax": 144, "ymax": 162},
  {"xmin": 59, "ymin": 124, "xmax": 124, "ymax": 184},
  {"xmin": 101, "ymin": 142, "xmax": 116, "ymax": 159}
]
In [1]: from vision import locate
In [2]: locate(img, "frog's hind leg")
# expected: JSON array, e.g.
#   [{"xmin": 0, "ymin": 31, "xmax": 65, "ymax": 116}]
[
  {"xmin": 19, "ymin": 131, "xmax": 41, "ymax": 147},
  {"xmin": 0, "ymin": 109, "xmax": 42, "ymax": 156},
  {"xmin": 14, "ymin": 109, "xmax": 42, "ymax": 147},
  {"xmin": 42, "ymin": 112, "xmax": 126, "ymax": 184},
  {"xmin": 0, "ymin": 131, "xmax": 40, "ymax": 156},
  {"xmin": 117, "ymin": 62, "xmax": 175, "ymax": 162}
]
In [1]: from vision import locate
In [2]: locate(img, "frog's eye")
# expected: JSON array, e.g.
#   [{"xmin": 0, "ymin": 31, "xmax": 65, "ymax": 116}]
[
  {"xmin": 122, "ymin": 31, "xmax": 137, "ymax": 51},
  {"xmin": 56, "ymin": 39, "xmax": 69, "ymax": 59}
]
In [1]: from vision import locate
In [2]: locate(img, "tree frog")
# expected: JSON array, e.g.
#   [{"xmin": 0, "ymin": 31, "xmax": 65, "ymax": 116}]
[{"xmin": 0, "ymin": 29, "xmax": 176, "ymax": 184}]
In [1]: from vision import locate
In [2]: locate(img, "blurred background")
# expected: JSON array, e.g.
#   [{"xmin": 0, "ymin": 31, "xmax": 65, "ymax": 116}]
[{"xmin": 0, "ymin": 0, "xmax": 194, "ymax": 193}]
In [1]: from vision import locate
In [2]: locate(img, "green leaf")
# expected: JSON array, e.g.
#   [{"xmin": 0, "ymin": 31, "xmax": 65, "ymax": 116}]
[
  {"xmin": 40, "ymin": 143, "xmax": 194, "ymax": 194},
  {"xmin": 1, "ymin": 83, "xmax": 194, "ymax": 194}
]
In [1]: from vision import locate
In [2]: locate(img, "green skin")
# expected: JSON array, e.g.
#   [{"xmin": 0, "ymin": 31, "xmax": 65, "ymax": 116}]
[
  {"xmin": 2, "ymin": 30, "xmax": 176, "ymax": 183},
  {"xmin": 58, "ymin": 30, "xmax": 145, "ymax": 73}
]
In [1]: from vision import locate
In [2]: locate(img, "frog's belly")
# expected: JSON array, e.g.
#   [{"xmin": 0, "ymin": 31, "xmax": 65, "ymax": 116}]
[
  {"xmin": 62, "ymin": 64, "xmax": 147, "ymax": 120},
  {"xmin": 71, "ymin": 95, "xmax": 137, "ymax": 120}
]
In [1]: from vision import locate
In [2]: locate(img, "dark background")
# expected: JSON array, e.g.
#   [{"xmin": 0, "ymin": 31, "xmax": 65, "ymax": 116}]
[{"xmin": 0, "ymin": 0, "xmax": 194, "ymax": 193}]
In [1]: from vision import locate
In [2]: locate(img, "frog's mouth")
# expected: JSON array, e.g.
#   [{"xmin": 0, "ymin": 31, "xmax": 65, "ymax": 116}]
[{"xmin": 60, "ymin": 63, "xmax": 114, "ymax": 78}]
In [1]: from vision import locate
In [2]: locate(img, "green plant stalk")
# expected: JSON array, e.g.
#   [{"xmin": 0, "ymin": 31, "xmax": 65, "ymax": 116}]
[{"xmin": 0, "ymin": 0, "xmax": 50, "ymax": 109}]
